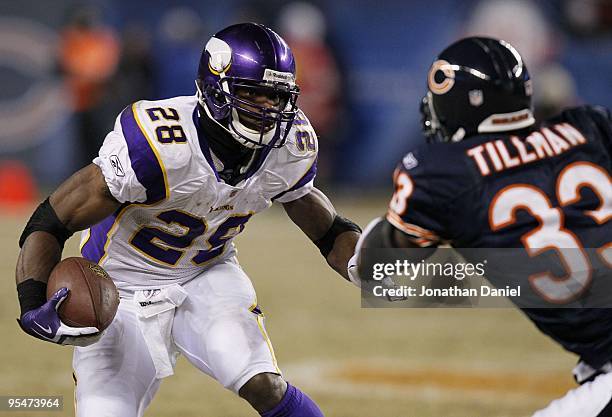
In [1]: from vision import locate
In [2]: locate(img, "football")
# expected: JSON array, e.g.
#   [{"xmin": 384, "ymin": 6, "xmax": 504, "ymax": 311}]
[{"xmin": 46, "ymin": 257, "xmax": 119, "ymax": 331}]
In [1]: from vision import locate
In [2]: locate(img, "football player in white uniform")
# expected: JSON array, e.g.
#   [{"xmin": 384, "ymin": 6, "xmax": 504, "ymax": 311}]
[{"xmin": 16, "ymin": 23, "xmax": 360, "ymax": 417}]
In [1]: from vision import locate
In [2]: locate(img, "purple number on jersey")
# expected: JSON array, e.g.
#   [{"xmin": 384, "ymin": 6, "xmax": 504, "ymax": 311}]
[{"xmin": 129, "ymin": 210, "xmax": 253, "ymax": 266}]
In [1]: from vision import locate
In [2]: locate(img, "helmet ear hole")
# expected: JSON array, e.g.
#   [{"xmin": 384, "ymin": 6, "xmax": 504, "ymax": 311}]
[{"xmin": 204, "ymin": 84, "xmax": 224, "ymax": 104}]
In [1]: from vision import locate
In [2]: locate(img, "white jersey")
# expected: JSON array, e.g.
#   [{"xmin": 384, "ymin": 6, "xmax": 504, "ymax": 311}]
[{"xmin": 80, "ymin": 95, "xmax": 317, "ymax": 291}]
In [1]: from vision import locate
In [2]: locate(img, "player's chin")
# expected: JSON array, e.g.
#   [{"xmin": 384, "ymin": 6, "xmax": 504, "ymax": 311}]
[{"xmin": 238, "ymin": 115, "xmax": 274, "ymax": 132}]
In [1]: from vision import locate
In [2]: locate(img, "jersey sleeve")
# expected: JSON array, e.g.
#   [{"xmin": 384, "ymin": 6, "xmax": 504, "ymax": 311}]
[
  {"xmin": 589, "ymin": 105, "xmax": 612, "ymax": 154},
  {"xmin": 94, "ymin": 103, "xmax": 169, "ymax": 204},
  {"xmin": 386, "ymin": 149, "xmax": 448, "ymax": 247},
  {"xmin": 272, "ymin": 110, "xmax": 319, "ymax": 203},
  {"xmin": 272, "ymin": 159, "xmax": 317, "ymax": 203},
  {"xmin": 554, "ymin": 105, "xmax": 612, "ymax": 155}
]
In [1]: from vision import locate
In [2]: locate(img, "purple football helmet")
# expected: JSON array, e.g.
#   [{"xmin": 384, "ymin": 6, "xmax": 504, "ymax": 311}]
[{"xmin": 196, "ymin": 23, "xmax": 300, "ymax": 148}]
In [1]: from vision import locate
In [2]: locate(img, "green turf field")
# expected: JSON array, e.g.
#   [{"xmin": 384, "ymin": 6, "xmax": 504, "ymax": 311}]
[{"xmin": 0, "ymin": 196, "xmax": 577, "ymax": 417}]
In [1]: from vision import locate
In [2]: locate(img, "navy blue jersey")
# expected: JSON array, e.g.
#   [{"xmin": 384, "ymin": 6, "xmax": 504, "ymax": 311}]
[{"xmin": 387, "ymin": 105, "xmax": 612, "ymax": 367}]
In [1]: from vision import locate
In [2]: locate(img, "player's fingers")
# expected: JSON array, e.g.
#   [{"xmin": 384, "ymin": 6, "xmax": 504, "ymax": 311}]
[
  {"xmin": 61, "ymin": 329, "xmax": 105, "ymax": 347},
  {"xmin": 381, "ymin": 276, "xmax": 395, "ymax": 287},
  {"xmin": 347, "ymin": 254, "xmax": 362, "ymax": 288},
  {"xmin": 49, "ymin": 288, "xmax": 69, "ymax": 310},
  {"xmin": 347, "ymin": 266, "xmax": 361, "ymax": 288},
  {"xmin": 381, "ymin": 277, "xmax": 407, "ymax": 301},
  {"xmin": 63, "ymin": 335, "xmax": 101, "ymax": 347},
  {"xmin": 59, "ymin": 324, "xmax": 100, "ymax": 337}
]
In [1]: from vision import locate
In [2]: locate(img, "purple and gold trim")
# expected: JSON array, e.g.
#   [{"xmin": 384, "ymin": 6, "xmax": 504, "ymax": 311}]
[
  {"xmin": 272, "ymin": 158, "xmax": 317, "ymax": 201},
  {"xmin": 81, "ymin": 204, "xmax": 131, "ymax": 264},
  {"xmin": 81, "ymin": 217, "xmax": 115, "ymax": 263},
  {"xmin": 120, "ymin": 104, "xmax": 169, "ymax": 204},
  {"xmin": 248, "ymin": 298, "xmax": 280, "ymax": 373},
  {"xmin": 192, "ymin": 107, "xmax": 221, "ymax": 181},
  {"xmin": 193, "ymin": 107, "xmax": 274, "ymax": 182}
]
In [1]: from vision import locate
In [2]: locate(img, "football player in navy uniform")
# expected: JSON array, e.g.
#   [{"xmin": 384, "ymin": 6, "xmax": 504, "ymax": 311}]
[
  {"xmin": 16, "ymin": 23, "xmax": 361, "ymax": 417},
  {"xmin": 351, "ymin": 37, "xmax": 612, "ymax": 416}
]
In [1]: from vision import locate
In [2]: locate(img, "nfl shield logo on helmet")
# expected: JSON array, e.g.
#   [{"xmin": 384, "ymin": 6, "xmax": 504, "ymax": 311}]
[
  {"xmin": 468, "ymin": 89, "xmax": 484, "ymax": 107},
  {"xmin": 524, "ymin": 79, "xmax": 533, "ymax": 96}
]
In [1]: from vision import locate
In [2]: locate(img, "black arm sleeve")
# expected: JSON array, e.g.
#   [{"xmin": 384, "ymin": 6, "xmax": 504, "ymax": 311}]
[
  {"xmin": 314, "ymin": 215, "xmax": 361, "ymax": 258},
  {"xmin": 19, "ymin": 198, "xmax": 73, "ymax": 249}
]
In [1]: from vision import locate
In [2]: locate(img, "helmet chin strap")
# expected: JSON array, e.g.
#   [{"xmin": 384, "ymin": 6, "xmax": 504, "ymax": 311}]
[
  {"xmin": 230, "ymin": 108, "xmax": 275, "ymax": 149},
  {"xmin": 196, "ymin": 91, "xmax": 253, "ymax": 147}
]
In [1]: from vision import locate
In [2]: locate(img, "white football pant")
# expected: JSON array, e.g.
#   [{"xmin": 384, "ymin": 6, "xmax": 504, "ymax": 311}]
[{"xmin": 72, "ymin": 258, "xmax": 279, "ymax": 417}]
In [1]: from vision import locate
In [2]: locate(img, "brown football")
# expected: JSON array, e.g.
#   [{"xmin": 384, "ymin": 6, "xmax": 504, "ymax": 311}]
[{"xmin": 46, "ymin": 257, "xmax": 119, "ymax": 330}]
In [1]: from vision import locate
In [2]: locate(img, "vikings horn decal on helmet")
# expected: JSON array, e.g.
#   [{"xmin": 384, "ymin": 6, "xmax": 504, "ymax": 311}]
[
  {"xmin": 421, "ymin": 37, "xmax": 535, "ymax": 143},
  {"xmin": 195, "ymin": 23, "xmax": 300, "ymax": 149},
  {"xmin": 206, "ymin": 37, "xmax": 232, "ymax": 75}
]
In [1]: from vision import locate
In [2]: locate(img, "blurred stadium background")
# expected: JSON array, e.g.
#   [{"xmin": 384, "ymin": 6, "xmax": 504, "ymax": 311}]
[{"xmin": 1, "ymin": 0, "xmax": 611, "ymax": 416}]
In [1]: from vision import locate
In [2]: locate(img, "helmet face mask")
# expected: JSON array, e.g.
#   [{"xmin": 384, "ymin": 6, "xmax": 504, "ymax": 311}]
[
  {"xmin": 196, "ymin": 23, "xmax": 300, "ymax": 149},
  {"xmin": 420, "ymin": 37, "xmax": 535, "ymax": 143},
  {"xmin": 421, "ymin": 92, "xmax": 447, "ymax": 143}
]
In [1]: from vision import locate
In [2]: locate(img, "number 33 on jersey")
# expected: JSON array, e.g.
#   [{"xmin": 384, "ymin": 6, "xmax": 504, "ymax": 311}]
[{"xmin": 386, "ymin": 106, "xmax": 611, "ymax": 303}]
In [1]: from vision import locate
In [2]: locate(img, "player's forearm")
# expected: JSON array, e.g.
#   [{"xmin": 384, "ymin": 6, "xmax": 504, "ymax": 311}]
[
  {"xmin": 283, "ymin": 188, "xmax": 335, "ymax": 241},
  {"xmin": 16, "ymin": 165, "xmax": 121, "ymax": 285},
  {"xmin": 283, "ymin": 189, "xmax": 361, "ymax": 280},
  {"xmin": 16, "ymin": 232, "xmax": 62, "ymax": 285},
  {"xmin": 326, "ymin": 231, "xmax": 360, "ymax": 280}
]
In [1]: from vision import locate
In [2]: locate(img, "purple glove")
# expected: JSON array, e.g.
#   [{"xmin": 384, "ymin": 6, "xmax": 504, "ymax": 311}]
[{"xmin": 18, "ymin": 288, "xmax": 101, "ymax": 347}]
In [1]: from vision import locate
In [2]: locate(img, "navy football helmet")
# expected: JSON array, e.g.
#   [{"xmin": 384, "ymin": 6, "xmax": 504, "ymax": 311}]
[
  {"xmin": 196, "ymin": 23, "xmax": 300, "ymax": 148},
  {"xmin": 421, "ymin": 37, "xmax": 535, "ymax": 143}
]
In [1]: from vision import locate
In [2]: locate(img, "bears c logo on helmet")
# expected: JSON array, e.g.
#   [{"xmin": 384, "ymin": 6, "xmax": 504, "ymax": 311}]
[{"xmin": 428, "ymin": 59, "xmax": 455, "ymax": 95}]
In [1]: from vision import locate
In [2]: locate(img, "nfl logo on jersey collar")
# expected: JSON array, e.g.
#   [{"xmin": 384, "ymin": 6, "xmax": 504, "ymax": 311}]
[{"xmin": 402, "ymin": 152, "xmax": 418, "ymax": 170}]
